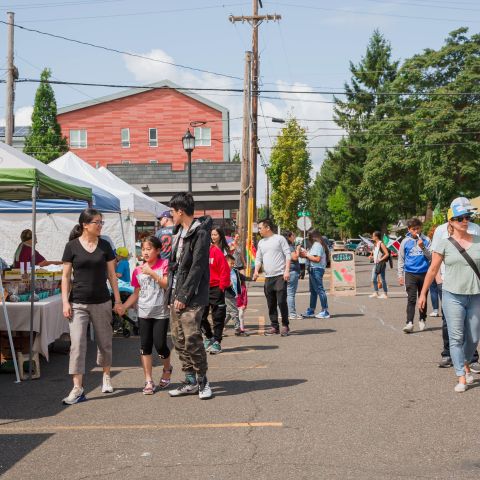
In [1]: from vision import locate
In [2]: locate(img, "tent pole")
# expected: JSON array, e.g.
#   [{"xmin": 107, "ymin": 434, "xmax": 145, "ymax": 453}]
[
  {"xmin": 28, "ymin": 185, "xmax": 37, "ymax": 380},
  {"xmin": 0, "ymin": 273, "xmax": 21, "ymax": 383},
  {"xmin": 119, "ymin": 212, "xmax": 126, "ymax": 246}
]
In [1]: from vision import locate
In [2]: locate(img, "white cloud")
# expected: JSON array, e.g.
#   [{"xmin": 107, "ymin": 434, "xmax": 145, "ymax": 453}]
[
  {"xmin": 123, "ymin": 49, "xmax": 339, "ymax": 202},
  {"xmin": 0, "ymin": 105, "xmax": 33, "ymax": 127}
]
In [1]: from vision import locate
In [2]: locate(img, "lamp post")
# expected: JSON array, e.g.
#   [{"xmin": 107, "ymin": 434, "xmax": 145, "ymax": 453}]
[{"xmin": 182, "ymin": 129, "xmax": 196, "ymax": 193}]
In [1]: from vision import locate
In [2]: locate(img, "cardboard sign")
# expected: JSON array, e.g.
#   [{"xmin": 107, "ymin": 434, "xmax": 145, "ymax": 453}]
[{"xmin": 330, "ymin": 251, "xmax": 356, "ymax": 296}]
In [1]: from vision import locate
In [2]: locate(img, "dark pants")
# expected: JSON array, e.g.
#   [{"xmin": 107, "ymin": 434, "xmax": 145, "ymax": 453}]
[
  {"xmin": 201, "ymin": 286, "xmax": 226, "ymax": 343},
  {"xmin": 299, "ymin": 263, "xmax": 306, "ymax": 280},
  {"xmin": 264, "ymin": 275, "xmax": 289, "ymax": 329},
  {"xmin": 439, "ymin": 284, "xmax": 479, "ymax": 362},
  {"xmin": 139, "ymin": 317, "xmax": 170, "ymax": 358},
  {"xmin": 405, "ymin": 272, "xmax": 427, "ymax": 324}
]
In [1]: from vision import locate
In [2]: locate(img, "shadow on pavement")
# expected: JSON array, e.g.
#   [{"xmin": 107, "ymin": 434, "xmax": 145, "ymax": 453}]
[
  {"xmin": 223, "ymin": 345, "xmax": 279, "ymax": 353},
  {"xmin": 289, "ymin": 329, "xmax": 335, "ymax": 336},
  {"xmin": 330, "ymin": 313, "xmax": 364, "ymax": 318},
  {"xmin": 0, "ymin": 433, "xmax": 53, "ymax": 476},
  {"xmin": 212, "ymin": 378, "xmax": 307, "ymax": 396}
]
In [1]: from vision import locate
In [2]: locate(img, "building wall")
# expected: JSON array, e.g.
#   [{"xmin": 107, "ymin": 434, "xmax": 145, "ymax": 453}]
[{"xmin": 57, "ymin": 89, "xmax": 225, "ymax": 169}]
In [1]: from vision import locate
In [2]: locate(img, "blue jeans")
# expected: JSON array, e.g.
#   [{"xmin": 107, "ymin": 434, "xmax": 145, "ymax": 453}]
[
  {"xmin": 372, "ymin": 267, "xmax": 388, "ymax": 293},
  {"xmin": 442, "ymin": 290, "xmax": 480, "ymax": 377},
  {"xmin": 287, "ymin": 270, "xmax": 299, "ymax": 315},
  {"xmin": 309, "ymin": 268, "xmax": 328, "ymax": 311},
  {"xmin": 430, "ymin": 280, "xmax": 439, "ymax": 311}
]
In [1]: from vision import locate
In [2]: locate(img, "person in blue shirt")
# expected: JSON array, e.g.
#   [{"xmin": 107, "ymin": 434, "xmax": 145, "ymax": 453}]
[
  {"xmin": 115, "ymin": 247, "xmax": 131, "ymax": 283},
  {"xmin": 397, "ymin": 218, "xmax": 431, "ymax": 333},
  {"xmin": 301, "ymin": 230, "xmax": 330, "ymax": 319}
]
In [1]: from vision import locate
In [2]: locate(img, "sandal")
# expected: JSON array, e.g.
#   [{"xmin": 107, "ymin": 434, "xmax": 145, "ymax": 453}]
[
  {"xmin": 142, "ymin": 380, "xmax": 156, "ymax": 395},
  {"xmin": 158, "ymin": 366, "xmax": 173, "ymax": 389}
]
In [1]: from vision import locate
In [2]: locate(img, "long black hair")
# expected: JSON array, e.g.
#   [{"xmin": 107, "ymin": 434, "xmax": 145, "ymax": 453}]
[
  {"xmin": 69, "ymin": 208, "xmax": 103, "ymax": 241},
  {"xmin": 211, "ymin": 227, "xmax": 230, "ymax": 253}
]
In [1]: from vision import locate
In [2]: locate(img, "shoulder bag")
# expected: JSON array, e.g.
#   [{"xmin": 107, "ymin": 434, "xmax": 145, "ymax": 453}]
[{"xmin": 447, "ymin": 237, "xmax": 480, "ymax": 281}]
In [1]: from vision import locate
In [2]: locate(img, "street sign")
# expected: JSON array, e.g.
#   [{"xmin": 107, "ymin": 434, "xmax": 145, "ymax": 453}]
[
  {"xmin": 330, "ymin": 252, "xmax": 356, "ymax": 296},
  {"xmin": 297, "ymin": 211, "xmax": 311, "ymax": 217},
  {"xmin": 296, "ymin": 216, "xmax": 312, "ymax": 231}
]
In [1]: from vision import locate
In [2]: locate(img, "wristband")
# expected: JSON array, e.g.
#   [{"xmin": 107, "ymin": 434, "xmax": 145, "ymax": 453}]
[{"xmin": 114, "ymin": 301, "xmax": 122, "ymax": 305}]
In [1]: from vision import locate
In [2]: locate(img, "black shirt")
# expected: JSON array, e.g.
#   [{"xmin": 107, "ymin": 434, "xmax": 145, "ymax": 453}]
[
  {"xmin": 155, "ymin": 226, "xmax": 174, "ymax": 260},
  {"xmin": 62, "ymin": 238, "xmax": 115, "ymax": 304}
]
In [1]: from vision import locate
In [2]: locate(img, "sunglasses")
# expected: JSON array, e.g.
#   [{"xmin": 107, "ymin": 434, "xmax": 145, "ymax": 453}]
[{"xmin": 452, "ymin": 215, "xmax": 472, "ymax": 222}]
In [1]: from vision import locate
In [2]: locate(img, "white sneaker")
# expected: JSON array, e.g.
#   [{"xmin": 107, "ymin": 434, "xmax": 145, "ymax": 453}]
[
  {"xmin": 169, "ymin": 379, "xmax": 199, "ymax": 397},
  {"xmin": 466, "ymin": 372, "xmax": 474, "ymax": 385},
  {"xmin": 369, "ymin": 292, "xmax": 379, "ymax": 298},
  {"xmin": 198, "ymin": 376, "xmax": 213, "ymax": 400},
  {"xmin": 418, "ymin": 320, "xmax": 426, "ymax": 332},
  {"xmin": 102, "ymin": 374, "xmax": 114, "ymax": 393},
  {"xmin": 403, "ymin": 322, "xmax": 414, "ymax": 333},
  {"xmin": 429, "ymin": 310, "xmax": 439, "ymax": 317},
  {"xmin": 378, "ymin": 293, "xmax": 388, "ymax": 299},
  {"xmin": 62, "ymin": 386, "xmax": 86, "ymax": 405},
  {"xmin": 454, "ymin": 382, "xmax": 467, "ymax": 393}
]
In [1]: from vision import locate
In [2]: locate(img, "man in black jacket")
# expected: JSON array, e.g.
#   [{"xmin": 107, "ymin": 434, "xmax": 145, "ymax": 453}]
[{"xmin": 166, "ymin": 192, "xmax": 213, "ymax": 400}]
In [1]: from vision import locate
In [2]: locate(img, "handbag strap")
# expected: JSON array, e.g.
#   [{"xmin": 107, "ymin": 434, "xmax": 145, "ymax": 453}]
[{"xmin": 447, "ymin": 237, "xmax": 480, "ymax": 281}]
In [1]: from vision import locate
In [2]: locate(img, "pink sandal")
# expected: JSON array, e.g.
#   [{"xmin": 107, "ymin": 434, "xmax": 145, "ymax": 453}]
[
  {"xmin": 158, "ymin": 366, "xmax": 173, "ymax": 389},
  {"xmin": 142, "ymin": 380, "xmax": 156, "ymax": 395}
]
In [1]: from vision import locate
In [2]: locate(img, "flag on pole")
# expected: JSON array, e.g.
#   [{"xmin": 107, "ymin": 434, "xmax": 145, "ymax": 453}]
[
  {"xmin": 246, "ymin": 239, "xmax": 257, "ymax": 268},
  {"xmin": 359, "ymin": 235, "xmax": 374, "ymax": 248},
  {"xmin": 383, "ymin": 234, "xmax": 401, "ymax": 253}
]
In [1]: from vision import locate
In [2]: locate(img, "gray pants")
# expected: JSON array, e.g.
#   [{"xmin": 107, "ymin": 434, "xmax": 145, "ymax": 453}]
[
  {"xmin": 225, "ymin": 294, "xmax": 239, "ymax": 330},
  {"xmin": 69, "ymin": 301, "xmax": 113, "ymax": 375}
]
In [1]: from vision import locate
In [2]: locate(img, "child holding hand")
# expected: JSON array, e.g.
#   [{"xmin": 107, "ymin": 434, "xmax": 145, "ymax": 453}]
[{"xmin": 118, "ymin": 236, "xmax": 172, "ymax": 394}]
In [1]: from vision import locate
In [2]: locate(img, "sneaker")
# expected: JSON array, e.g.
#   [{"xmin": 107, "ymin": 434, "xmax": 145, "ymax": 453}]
[
  {"xmin": 454, "ymin": 382, "xmax": 467, "ymax": 393},
  {"xmin": 418, "ymin": 320, "xmax": 426, "ymax": 332},
  {"xmin": 438, "ymin": 356, "xmax": 453, "ymax": 368},
  {"xmin": 315, "ymin": 310, "xmax": 330, "ymax": 319},
  {"xmin": 168, "ymin": 377, "xmax": 199, "ymax": 397},
  {"xmin": 466, "ymin": 372, "xmax": 474, "ymax": 385},
  {"xmin": 429, "ymin": 310, "xmax": 439, "ymax": 317},
  {"xmin": 369, "ymin": 292, "xmax": 379, "ymax": 298},
  {"xmin": 469, "ymin": 362, "xmax": 480, "ymax": 374},
  {"xmin": 378, "ymin": 293, "xmax": 388, "ymax": 299},
  {"xmin": 198, "ymin": 376, "xmax": 213, "ymax": 400},
  {"xmin": 264, "ymin": 327, "xmax": 280, "ymax": 336},
  {"xmin": 204, "ymin": 338, "xmax": 213, "ymax": 352},
  {"xmin": 403, "ymin": 322, "xmax": 414, "ymax": 333},
  {"xmin": 102, "ymin": 374, "xmax": 114, "ymax": 393},
  {"xmin": 62, "ymin": 386, "xmax": 86, "ymax": 405},
  {"xmin": 301, "ymin": 309, "xmax": 315, "ymax": 318},
  {"xmin": 209, "ymin": 341, "xmax": 222, "ymax": 355},
  {"xmin": 235, "ymin": 329, "xmax": 250, "ymax": 337},
  {"xmin": 280, "ymin": 326, "xmax": 290, "ymax": 337}
]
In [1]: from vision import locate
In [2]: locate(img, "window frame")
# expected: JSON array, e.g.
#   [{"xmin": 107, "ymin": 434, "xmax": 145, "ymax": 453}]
[
  {"xmin": 194, "ymin": 127, "xmax": 211, "ymax": 147},
  {"xmin": 121, "ymin": 128, "xmax": 130, "ymax": 148},
  {"xmin": 149, "ymin": 128, "xmax": 158, "ymax": 148},
  {"xmin": 69, "ymin": 129, "xmax": 87, "ymax": 149}
]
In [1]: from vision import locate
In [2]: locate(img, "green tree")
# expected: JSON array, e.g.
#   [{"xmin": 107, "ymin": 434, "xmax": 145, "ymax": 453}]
[
  {"xmin": 267, "ymin": 118, "xmax": 311, "ymax": 230},
  {"xmin": 24, "ymin": 68, "xmax": 68, "ymax": 163}
]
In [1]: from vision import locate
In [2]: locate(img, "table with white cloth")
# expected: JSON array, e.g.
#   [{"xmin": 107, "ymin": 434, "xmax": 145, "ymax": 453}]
[{"xmin": 0, "ymin": 294, "xmax": 68, "ymax": 361}]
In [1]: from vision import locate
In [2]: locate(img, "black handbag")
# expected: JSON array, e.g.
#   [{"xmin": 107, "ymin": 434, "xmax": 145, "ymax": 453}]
[{"xmin": 375, "ymin": 261, "xmax": 387, "ymax": 274}]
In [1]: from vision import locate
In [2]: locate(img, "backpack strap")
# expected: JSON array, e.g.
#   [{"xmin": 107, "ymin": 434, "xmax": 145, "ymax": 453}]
[{"xmin": 447, "ymin": 237, "xmax": 480, "ymax": 281}]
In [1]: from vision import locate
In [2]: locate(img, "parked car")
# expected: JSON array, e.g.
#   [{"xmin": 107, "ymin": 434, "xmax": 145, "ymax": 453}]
[
  {"xmin": 345, "ymin": 238, "xmax": 362, "ymax": 251},
  {"xmin": 355, "ymin": 242, "xmax": 372, "ymax": 256},
  {"xmin": 333, "ymin": 241, "xmax": 346, "ymax": 251}
]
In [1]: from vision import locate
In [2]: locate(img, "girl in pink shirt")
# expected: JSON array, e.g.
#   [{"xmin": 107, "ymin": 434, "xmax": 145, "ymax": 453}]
[{"xmin": 119, "ymin": 236, "xmax": 172, "ymax": 395}]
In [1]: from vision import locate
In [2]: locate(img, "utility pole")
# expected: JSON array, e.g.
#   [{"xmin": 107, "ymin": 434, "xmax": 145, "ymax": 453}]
[
  {"xmin": 230, "ymin": 1, "xmax": 281, "ymax": 277},
  {"xmin": 238, "ymin": 51, "xmax": 252, "ymax": 265},
  {"xmin": 5, "ymin": 12, "xmax": 17, "ymax": 146}
]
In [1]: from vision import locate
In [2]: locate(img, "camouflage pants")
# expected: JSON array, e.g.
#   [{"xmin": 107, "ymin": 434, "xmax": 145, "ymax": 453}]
[{"xmin": 170, "ymin": 305, "xmax": 208, "ymax": 377}]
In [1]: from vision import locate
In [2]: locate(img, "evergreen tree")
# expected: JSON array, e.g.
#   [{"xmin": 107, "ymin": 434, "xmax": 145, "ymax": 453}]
[
  {"xmin": 267, "ymin": 118, "xmax": 311, "ymax": 230},
  {"xmin": 24, "ymin": 68, "xmax": 68, "ymax": 163}
]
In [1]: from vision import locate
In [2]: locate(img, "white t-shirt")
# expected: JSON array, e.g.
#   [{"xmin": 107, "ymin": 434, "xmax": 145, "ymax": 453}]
[{"xmin": 255, "ymin": 234, "xmax": 291, "ymax": 277}]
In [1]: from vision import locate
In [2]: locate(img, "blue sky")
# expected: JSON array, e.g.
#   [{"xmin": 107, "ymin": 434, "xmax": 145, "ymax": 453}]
[{"xmin": 1, "ymin": 0, "xmax": 479, "ymax": 201}]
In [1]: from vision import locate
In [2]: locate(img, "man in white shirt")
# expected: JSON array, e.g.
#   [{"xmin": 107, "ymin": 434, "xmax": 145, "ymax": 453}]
[
  {"xmin": 431, "ymin": 197, "xmax": 480, "ymax": 369},
  {"xmin": 253, "ymin": 218, "xmax": 292, "ymax": 336}
]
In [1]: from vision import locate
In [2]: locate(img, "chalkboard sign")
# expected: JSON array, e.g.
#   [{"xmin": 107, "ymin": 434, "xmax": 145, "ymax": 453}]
[{"xmin": 330, "ymin": 251, "xmax": 356, "ymax": 296}]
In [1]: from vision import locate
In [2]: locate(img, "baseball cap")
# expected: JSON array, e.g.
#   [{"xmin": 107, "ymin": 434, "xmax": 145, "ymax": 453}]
[
  {"xmin": 116, "ymin": 246, "xmax": 129, "ymax": 258},
  {"xmin": 450, "ymin": 196, "xmax": 477, "ymax": 212},
  {"xmin": 157, "ymin": 210, "xmax": 172, "ymax": 220}
]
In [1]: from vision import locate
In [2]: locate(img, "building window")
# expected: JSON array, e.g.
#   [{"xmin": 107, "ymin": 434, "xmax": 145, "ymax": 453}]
[
  {"xmin": 121, "ymin": 160, "xmax": 131, "ymax": 164},
  {"xmin": 194, "ymin": 127, "xmax": 211, "ymax": 147},
  {"xmin": 149, "ymin": 160, "xmax": 158, "ymax": 164},
  {"xmin": 149, "ymin": 128, "xmax": 158, "ymax": 147},
  {"xmin": 121, "ymin": 128, "xmax": 130, "ymax": 148},
  {"xmin": 70, "ymin": 129, "xmax": 87, "ymax": 148}
]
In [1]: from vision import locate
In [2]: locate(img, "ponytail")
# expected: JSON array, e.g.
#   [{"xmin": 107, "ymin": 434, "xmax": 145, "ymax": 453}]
[
  {"xmin": 69, "ymin": 224, "xmax": 83, "ymax": 241},
  {"xmin": 69, "ymin": 208, "xmax": 102, "ymax": 241}
]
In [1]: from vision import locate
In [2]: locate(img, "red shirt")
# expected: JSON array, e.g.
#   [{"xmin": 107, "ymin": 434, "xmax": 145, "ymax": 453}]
[
  {"xmin": 13, "ymin": 244, "xmax": 46, "ymax": 269},
  {"xmin": 208, "ymin": 245, "xmax": 231, "ymax": 290}
]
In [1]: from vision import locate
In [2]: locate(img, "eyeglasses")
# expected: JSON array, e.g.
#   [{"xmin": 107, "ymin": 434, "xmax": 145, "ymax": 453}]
[
  {"xmin": 453, "ymin": 215, "xmax": 472, "ymax": 222},
  {"xmin": 89, "ymin": 221, "xmax": 105, "ymax": 226}
]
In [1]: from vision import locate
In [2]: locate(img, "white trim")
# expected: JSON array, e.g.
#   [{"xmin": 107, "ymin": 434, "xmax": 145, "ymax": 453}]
[{"xmin": 121, "ymin": 128, "xmax": 130, "ymax": 148}]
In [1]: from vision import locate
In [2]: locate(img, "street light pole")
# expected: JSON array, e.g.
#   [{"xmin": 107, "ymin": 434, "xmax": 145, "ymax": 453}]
[
  {"xmin": 182, "ymin": 129, "xmax": 196, "ymax": 193},
  {"xmin": 187, "ymin": 150, "xmax": 192, "ymax": 193}
]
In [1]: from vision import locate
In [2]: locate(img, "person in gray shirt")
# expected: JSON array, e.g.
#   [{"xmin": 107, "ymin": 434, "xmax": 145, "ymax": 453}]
[{"xmin": 253, "ymin": 218, "xmax": 291, "ymax": 336}]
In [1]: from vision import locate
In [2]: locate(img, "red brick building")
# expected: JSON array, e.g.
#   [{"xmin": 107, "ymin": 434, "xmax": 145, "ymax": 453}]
[{"xmin": 57, "ymin": 80, "xmax": 230, "ymax": 169}]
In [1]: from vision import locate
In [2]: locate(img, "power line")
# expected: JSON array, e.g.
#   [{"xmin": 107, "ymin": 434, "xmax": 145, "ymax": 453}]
[
  {"xmin": 363, "ymin": 0, "xmax": 480, "ymax": 12},
  {"xmin": 0, "ymin": 20, "xmax": 243, "ymax": 81},
  {"xmin": 4, "ymin": 0, "xmax": 125, "ymax": 9}
]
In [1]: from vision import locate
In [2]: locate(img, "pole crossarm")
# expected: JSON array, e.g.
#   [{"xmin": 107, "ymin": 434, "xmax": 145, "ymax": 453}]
[{"xmin": 229, "ymin": 14, "xmax": 282, "ymax": 27}]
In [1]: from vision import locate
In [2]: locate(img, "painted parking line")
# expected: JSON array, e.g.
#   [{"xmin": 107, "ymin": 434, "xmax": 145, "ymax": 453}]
[
  {"xmin": 0, "ymin": 422, "xmax": 283, "ymax": 433},
  {"xmin": 92, "ymin": 365, "xmax": 268, "ymax": 371}
]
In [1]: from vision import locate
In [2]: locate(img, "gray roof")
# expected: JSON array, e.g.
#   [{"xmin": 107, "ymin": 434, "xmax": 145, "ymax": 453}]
[
  {"xmin": 0, "ymin": 126, "xmax": 31, "ymax": 137},
  {"xmin": 57, "ymin": 79, "xmax": 229, "ymax": 116},
  {"xmin": 108, "ymin": 161, "xmax": 240, "ymax": 185}
]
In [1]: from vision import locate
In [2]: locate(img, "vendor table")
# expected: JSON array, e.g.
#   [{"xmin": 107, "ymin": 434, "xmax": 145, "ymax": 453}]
[{"xmin": 0, "ymin": 294, "xmax": 68, "ymax": 361}]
